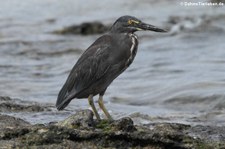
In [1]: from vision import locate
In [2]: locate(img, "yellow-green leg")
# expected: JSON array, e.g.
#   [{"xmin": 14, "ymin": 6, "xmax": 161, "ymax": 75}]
[
  {"xmin": 98, "ymin": 95, "xmax": 113, "ymax": 120},
  {"xmin": 88, "ymin": 95, "xmax": 101, "ymax": 120}
]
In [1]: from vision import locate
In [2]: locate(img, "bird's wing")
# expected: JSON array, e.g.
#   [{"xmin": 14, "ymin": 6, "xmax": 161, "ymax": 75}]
[
  {"xmin": 56, "ymin": 35, "xmax": 114, "ymax": 110},
  {"xmin": 69, "ymin": 45, "xmax": 111, "ymax": 94}
]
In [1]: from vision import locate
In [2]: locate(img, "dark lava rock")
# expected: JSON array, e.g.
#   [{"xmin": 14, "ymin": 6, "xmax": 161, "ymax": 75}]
[
  {"xmin": 109, "ymin": 117, "xmax": 136, "ymax": 132},
  {"xmin": 0, "ymin": 96, "xmax": 51, "ymax": 112},
  {"xmin": 0, "ymin": 109, "xmax": 225, "ymax": 148},
  {"xmin": 0, "ymin": 114, "xmax": 30, "ymax": 129},
  {"xmin": 57, "ymin": 109, "xmax": 94, "ymax": 129},
  {"xmin": 0, "ymin": 114, "xmax": 31, "ymax": 146},
  {"xmin": 53, "ymin": 22, "xmax": 109, "ymax": 35}
]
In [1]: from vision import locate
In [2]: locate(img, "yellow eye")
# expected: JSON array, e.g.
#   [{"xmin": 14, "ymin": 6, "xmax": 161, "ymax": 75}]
[
  {"xmin": 128, "ymin": 19, "xmax": 140, "ymax": 25},
  {"xmin": 128, "ymin": 20, "xmax": 132, "ymax": 25}
]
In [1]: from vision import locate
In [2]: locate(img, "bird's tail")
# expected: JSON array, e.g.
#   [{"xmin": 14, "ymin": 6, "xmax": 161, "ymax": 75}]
[{"xmin": 56, "ymin": 86, "xmax": 73, "ymax": 110}]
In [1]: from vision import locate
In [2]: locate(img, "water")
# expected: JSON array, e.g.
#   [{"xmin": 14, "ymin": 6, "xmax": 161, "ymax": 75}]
[{"xmin": 0, "ymin": 0, "xmax": 225, "ymax": 125}]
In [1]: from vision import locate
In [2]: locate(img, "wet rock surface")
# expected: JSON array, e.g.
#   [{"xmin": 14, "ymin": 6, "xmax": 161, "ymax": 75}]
[
  {"xmin": 0, "ymin": 107, "xmax": 225, "ymax": 149},
  {"xmin": 0, "ymin": 96, "xmax": 52, "ymax": 112},
  {"xmin": 53, "ymin": 22, "xmax": 109, "ymax": 35}
]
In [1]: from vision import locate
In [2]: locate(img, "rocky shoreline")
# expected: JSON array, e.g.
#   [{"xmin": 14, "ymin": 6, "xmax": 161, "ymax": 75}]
[
  {"xmin": 0, "ymin": 96, "xmax": 225, "ymax": 148},
  {"xmin": 53, "ymin": 21, "xmax": 109, "ymax": 35}
]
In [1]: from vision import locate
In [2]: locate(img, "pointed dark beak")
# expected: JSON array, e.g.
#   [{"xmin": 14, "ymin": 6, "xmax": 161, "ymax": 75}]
[{"xmin": 138, "ymin": 22, "xmax": 167, "ymax": 32}]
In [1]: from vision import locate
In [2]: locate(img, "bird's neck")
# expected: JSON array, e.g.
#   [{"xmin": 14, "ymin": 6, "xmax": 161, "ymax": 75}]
[{"xmin": 128, "ymin": 33, "xmax": 138, "ymax": 39}]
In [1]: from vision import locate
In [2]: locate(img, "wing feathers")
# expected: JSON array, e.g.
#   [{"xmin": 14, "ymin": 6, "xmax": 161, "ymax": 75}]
[{"xmin": 56, "ymin": 36, "xmax": 112, "ymax": 110}]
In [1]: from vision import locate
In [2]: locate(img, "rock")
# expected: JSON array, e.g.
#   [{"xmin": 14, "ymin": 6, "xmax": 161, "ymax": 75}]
[
  {"xmin": 109, "ymin": 117, "xmax": 136, "ymax": 132},
  {"xmin": 0, "ymin": 114, "xmax": 31, "ymax": 144},
  {"xmin": 53, "ymin": 22, "xmax": 109, "ymax": 35},
  {"xmin": 0, "ymin": 114, "xmax": 30, "ymax": 129},
  {"xmin": 0, "ymin": 109, "xmax": 225, "ymax": 148},
  {"xmin": 57, "ymin": 109, "xmax": 94, "ymax": 129},
  {"xmin": 0, "ymin": 96, "xmax": 51, "ymax": 112}
]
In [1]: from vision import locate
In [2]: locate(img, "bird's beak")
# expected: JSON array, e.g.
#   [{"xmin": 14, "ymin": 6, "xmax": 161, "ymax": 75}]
[{"xmin": 137, "ymin": 22, "xmax": 167, "ymax": 32}]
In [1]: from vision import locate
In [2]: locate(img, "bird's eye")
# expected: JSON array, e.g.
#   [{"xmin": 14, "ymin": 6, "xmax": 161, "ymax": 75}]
[
  {"xmin": 128, "ymin": 20, "xmax": 133, "ymax": 25},
  {"xmin": 127, "ymin": 19, "xmax": 140, "ymax": 25}
]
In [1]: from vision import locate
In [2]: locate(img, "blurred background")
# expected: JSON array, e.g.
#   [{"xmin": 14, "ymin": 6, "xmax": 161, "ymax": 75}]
[{"xmin": 0, "ymin": 0, "xmax": 225, "ymax": 125}]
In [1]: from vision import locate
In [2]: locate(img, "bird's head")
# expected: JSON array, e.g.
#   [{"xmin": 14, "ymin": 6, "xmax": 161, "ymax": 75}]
[{"xmin": 110, "ymin": 15, "xmax": 167, "ymax": 33}]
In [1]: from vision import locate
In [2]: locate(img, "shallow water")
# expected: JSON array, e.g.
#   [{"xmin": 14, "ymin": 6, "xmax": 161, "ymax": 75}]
[{"xmin": 0, "ymin": 0, "xmax": 225, "ymax": 125}]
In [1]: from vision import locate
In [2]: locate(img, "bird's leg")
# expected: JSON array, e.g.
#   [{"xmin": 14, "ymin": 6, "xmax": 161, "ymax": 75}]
[
  {"xmin": 88, "ymin": 95, "xmax": 101, "ymax": 120},
  {"xmin": 98, "ymin": 95, "xmax": 113, "ymax": 120}
]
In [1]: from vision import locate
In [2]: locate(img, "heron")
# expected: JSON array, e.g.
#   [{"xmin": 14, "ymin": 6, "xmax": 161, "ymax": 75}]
[{"xmin": 56, "ymin": 15, "xmax": 167, "ymax": 120}]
